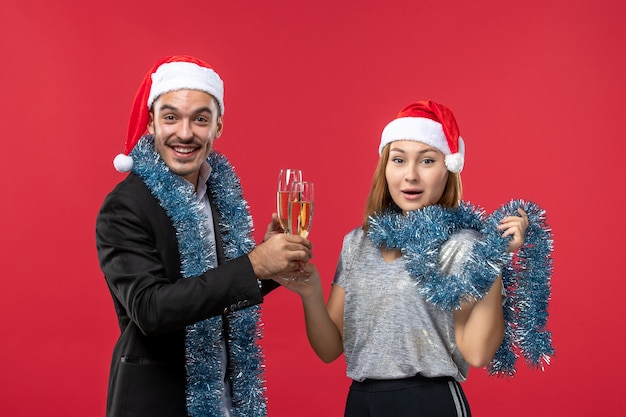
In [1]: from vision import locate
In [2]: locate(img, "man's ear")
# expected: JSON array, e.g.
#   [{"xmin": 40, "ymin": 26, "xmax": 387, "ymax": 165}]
[
  {"xmin": 147, "ymin": 112, "xmax": 155, "ymax": 135},
  {"xmin": 215, "ymin": 117, "xmax": 223, "ymax": 138}
]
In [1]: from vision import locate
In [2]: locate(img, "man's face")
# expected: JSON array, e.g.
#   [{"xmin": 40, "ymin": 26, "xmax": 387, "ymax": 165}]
[{"xmin": 148, "ymin": 89, "xmax": 223, "ymax": 188}]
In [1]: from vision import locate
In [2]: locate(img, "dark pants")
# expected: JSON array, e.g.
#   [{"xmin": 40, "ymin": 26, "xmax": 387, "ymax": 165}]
[{"xmin": 344, "ymin": 374, "xmax": 471, "ymax": 417}]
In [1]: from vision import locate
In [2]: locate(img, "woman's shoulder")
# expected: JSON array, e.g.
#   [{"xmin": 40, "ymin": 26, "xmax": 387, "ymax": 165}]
[
  {"xmin": 438, "ymin": 228, "xmax": 482, "ymax": 275},
  {"xmin": 344, "ymin": 226, "xmax": 364, "ymax": 237},
  {"xmin": 449, "ymin": 228, "xmax": 482, "ymax": 241},
  {"xmin": 442, "ymin": 228, "xmax": 482, "ymax": 257},
  {"xmin": 340, "ymin": 226, "xmax": 381, "ymax": 261},
  {"xmin": 342, "ymin": 226, "xmax": 366, "ymax": 245}
]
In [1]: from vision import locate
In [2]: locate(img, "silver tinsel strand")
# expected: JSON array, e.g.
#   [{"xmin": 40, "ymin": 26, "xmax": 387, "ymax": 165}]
[
  {"xmin": 367, "ymin": 199, "xmax": 554, "ymax": 377},
  {"xmin": 131, "ymin": 136, "xmax": 266, "ymax": 417}
]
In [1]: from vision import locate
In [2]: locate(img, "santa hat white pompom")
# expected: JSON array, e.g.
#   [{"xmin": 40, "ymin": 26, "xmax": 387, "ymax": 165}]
[
  {"xmin": 113, "ymin": 153, "xmax": 133, "ymax": 172},
  {"xmin": 445, "ymin": 152, "xmax": 464, "ymax": 173}
]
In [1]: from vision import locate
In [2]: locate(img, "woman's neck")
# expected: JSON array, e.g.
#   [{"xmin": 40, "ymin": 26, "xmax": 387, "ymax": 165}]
[{"xmin": 381, "ymin": 247, "xmax": 402, "ymax": 263}]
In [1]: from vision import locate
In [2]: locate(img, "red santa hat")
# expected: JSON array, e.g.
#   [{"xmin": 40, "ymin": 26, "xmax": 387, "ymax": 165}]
[
  {"xmin": 379, "ymin": 100, "xmax": 465, "ymax": 173},
  {"xmin": 113, "ymin": 55, "xmax": 225, "ymax": 172}
]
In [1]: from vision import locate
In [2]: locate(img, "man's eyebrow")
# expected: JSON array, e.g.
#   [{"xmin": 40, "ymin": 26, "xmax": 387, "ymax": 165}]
[
  {"xmin": 157, "ymin": 104, "xmax": 214, "ymax": 114},
  {"xmin": 158, "ymin": 104, "xmax": 178, "ymax": 112},
  {"xmin": 193, "ymin": 107, "xmax": 214, "ymax": 114}
]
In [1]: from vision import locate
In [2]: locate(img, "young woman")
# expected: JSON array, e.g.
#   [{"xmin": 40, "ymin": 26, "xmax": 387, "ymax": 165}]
[{"xmin": 280, "ymin": 100, "xmax": 537, "ymax": 417}]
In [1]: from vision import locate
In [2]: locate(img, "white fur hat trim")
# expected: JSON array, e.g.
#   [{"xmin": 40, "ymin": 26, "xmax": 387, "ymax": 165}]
[
  {"xmin": 148, "ymin": 61, "xmax": 225, "ymax": 114},
  {"xmin": 379, "ymin": 117, "xmax": 465, "ymax": 172}
]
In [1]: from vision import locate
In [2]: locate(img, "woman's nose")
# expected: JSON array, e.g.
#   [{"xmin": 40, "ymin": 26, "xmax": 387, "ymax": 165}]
[{"xmin": 404, "ymin": 166, "xmax": 418, "ymax": 181}]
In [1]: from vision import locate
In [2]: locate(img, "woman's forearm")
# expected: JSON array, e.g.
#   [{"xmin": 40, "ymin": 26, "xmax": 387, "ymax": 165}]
[
  {"xmin": 454, "ymin": 276, "xmax": 505, "ymax": 367},
  {"xmin": 301, "ymin": 291, "xmax": 344, "ymax": 363}
]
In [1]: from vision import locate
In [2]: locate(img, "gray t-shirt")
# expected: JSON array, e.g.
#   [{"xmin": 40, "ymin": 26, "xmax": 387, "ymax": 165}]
[{"xmin": 333, "ymin": 227, "xmax": 480, "ymax": 382}]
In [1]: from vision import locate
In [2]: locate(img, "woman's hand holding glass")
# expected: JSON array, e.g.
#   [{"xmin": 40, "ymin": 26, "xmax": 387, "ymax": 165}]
[{"xmin": 277, "ymin": 262, "xmax": 320, "ymax": 295}]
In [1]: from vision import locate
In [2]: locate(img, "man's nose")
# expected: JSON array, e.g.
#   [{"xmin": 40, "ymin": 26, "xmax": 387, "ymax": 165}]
[{"xmin": 178, "ymin": 120, "xmax": 193, "ymax": 140}]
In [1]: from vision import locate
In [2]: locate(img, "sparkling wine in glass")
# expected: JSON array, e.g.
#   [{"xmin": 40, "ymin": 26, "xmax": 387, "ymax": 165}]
[
  {"xmin": 288, "ymin": 181, "xmax": 314, "ymax": 238},
  {"xmin": 277, "ymin": 169, "xmax": 302, "ymax": 232}
]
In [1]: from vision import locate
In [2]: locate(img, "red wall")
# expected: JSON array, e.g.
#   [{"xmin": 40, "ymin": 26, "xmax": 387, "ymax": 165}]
[{"xmin": 1, "ymin": 0, "xmax": 624, "ymax": 415}]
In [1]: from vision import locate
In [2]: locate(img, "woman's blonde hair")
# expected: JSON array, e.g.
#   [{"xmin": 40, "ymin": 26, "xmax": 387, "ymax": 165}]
[{"xmin": 362, "ymin": 144, "xmax": 462, "ymax": 230}]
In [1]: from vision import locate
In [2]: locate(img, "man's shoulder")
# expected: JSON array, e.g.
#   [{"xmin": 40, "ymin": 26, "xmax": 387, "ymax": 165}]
[
  {"xmin": 109, "ymin": 172, "xmax": 146, "ymax": 191},
  {"xmin": 100, "ymin": 173, "xmax": 155, "ymax": 212},
  {"xmin": 105, "ymin": 173, "xmax": 151, "ymax": 199}
]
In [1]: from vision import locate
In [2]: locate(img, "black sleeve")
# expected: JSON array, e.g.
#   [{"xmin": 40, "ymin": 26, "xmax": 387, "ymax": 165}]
[
  {"xmin": 260, "ymin": 279, "xmax": 281, "ymax": 296},
  {"xmin": 96, "ymin": 180, "xmax": 263, "ymax": 336}
]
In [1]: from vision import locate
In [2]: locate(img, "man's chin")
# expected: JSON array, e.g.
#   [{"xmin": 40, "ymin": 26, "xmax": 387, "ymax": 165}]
[{"xmin": 166, "ymin": 162, "xmax": 200, "ymax": 179}]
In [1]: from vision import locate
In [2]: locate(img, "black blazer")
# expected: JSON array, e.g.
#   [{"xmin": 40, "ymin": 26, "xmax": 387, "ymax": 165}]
[{"xmin": 96, "ymin": 173, "xmax": 272, "ymax": 417}]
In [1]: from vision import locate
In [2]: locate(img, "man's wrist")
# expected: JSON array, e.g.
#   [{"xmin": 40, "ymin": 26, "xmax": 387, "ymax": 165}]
[{"xmin": 248, "ymin": 248, "xmax": 269, "ymax": 279}]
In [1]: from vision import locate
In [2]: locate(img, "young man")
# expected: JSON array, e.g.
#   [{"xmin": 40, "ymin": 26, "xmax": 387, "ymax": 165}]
[{"xmin": 96, "ymin": 55, "xmax": 311, "ymax": 417}]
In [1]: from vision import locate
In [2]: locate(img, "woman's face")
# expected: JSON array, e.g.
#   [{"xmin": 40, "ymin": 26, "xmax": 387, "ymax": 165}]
[{"xmin": 385, "ymin": 140, "xmax": 449, "ymax": 212}]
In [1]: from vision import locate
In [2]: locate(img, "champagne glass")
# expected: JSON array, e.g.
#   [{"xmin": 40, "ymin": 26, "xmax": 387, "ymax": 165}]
[
  {"xmin": 277, "ymin": 169, "xmax": 302, "ymax": 232},
  {"xmin": 287, "ymin": 181, "xmax": 314, "ymax": 238}
]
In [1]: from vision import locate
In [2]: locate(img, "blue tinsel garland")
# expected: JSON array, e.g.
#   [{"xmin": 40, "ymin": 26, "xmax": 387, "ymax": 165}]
[
  {"xmin": 367, "ymin": 200, "xmax": 554, "ymax": 376},
  {"xmin": 131, "ymin": 136, "xmax": 266, "ymax": 417}
]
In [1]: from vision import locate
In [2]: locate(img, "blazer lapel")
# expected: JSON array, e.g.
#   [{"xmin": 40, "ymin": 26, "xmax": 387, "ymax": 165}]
[{"xmin": 207, "ymin": 189, "xmax": 227, "ymax": 266}]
